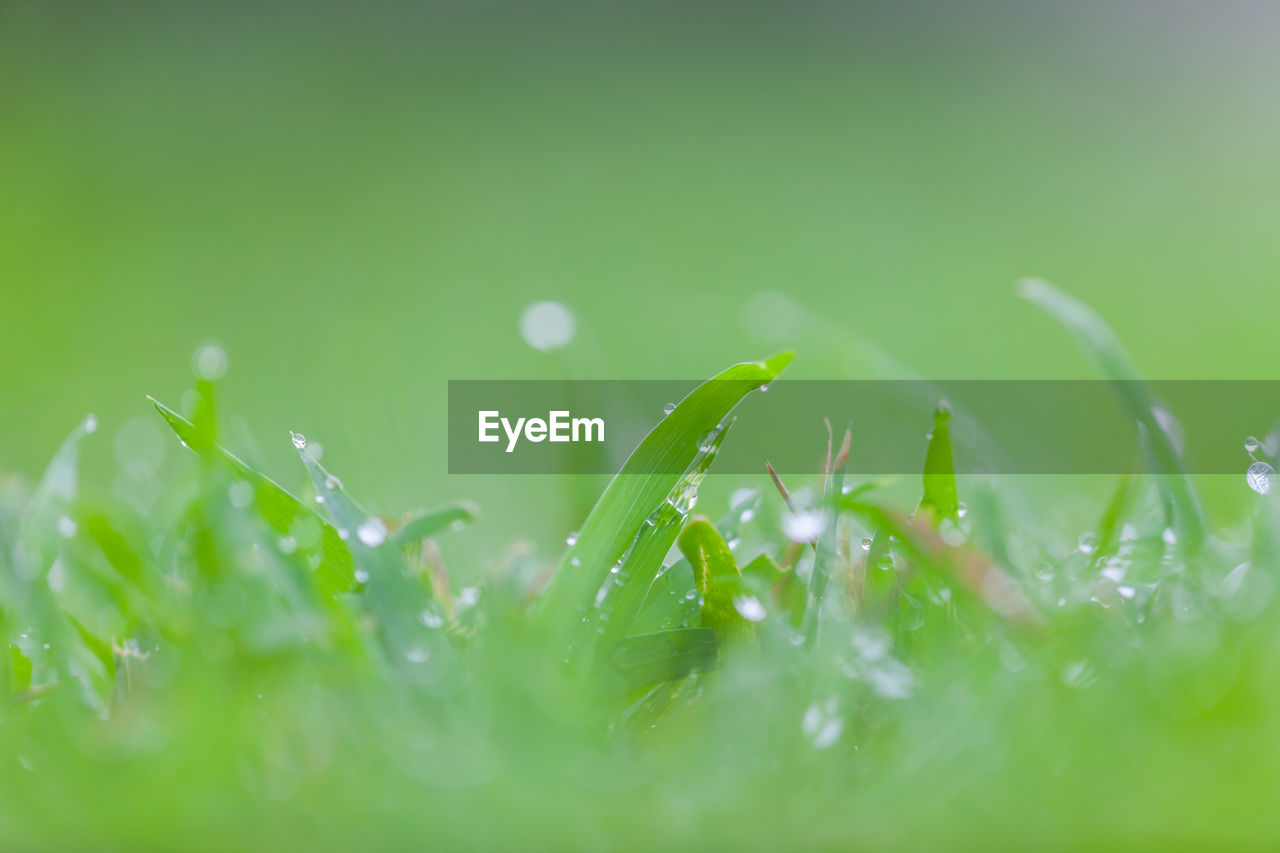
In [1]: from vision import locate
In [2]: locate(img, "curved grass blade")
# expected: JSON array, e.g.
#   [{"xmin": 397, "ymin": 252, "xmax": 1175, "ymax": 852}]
[
  {"xmin": 294, "ymin": 445, "xmax": 452, "ymax": 681},
  {"xmin": 536, "ymin": 352, "xmax": 793, "ymax": 655},
  {"xmin": 678, "ymin": 518, "xmax": 757, "ymax": 648},
  {"xmin": 149, "ymin": 397, "xmax": 355, "ymax": 593},
  {"xmin": 388, "ymin": 502, "xmax": 480, "ymax": 550},
  {"xmin": 1018, "ymin": 278, "xmax": 1205, "ymax": 551}
]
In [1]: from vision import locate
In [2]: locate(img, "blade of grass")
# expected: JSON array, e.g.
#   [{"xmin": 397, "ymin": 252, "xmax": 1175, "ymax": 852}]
[
  {"xmin": 294, "ymin": 445, "xmax": 451, "ymax": 681},
  {"xmin": 388, "ymin": 502, "xmax": 480, "ymax": 549},
  {"xmin": 150, "ymin": 397, "xmax": 355, "ymax": 593},
  {"xmin": 1018, "ymin": 278, "xmax": 1205, "ymax": 552},
  {"xmin": 678, "ymin": 518, "xmax": 757, "ymax": 649},
  {"xmin": 607, "ymin": 627, "xmax": 717, "ymax": 692},
  {"xmin": 536, "ymin": 352, "xmax": 793, "ymax": 656}
]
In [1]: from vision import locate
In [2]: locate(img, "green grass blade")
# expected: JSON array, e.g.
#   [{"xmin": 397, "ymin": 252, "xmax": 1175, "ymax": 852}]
[
  {"xmin": 1018, "ymin": 278, "xmax": 1205, "ymax": 551},
  {"xmin": 536, "ymin": 352, "xmax": 793, "ymax": 655},
  {"xmin": 918, "ymin": 400, "xmax": 959, "ymax": 520},
  {"xmin": 678, "ymin": 518, "xmax": 757, "ymax": 647},
  {"xmin": 388, "ymin": 502, "xmax": 480, "ymax": 549},
  {"xmin": 293, "ymin": 445, "xmax": 451, "ymax": 679},
  {"xmin": 608, "ymin": 627, "xmax": 717, "ymax": 692},
  {"xmin": 150, "ymin": 397, "xmax": 355, "ymax": 592}
]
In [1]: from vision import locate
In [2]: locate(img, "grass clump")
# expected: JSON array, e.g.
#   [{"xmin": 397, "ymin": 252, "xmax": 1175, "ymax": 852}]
[{"xmin": 3, "ymin": 282, "xmax": 1280, "ymax": 850}]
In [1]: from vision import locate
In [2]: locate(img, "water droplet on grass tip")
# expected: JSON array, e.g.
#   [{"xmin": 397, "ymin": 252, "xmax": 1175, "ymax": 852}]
[
  {"xmin": 357, "ymin": 518, "xmax": 387, "ymax": 547},
  {"xmin": 566, "ymin": 532, "xmax": 579, "ymax": 546},
  {"xmin": 290, "ymin": 431, "xmax": 307, "ymax": 450},
  {"xmin": 1078, "ymin": 532, "xmax": 1098, "ymax": 554},
  {"xmin": 84, "ymin": 414, "xmax": 98, "ymax": 434},
  {"xmin": 1246, "ymin": 436, "xmax": 1261, "ymax": 454},
  {"xmin": 663, "ymin": 403, "xmax": 676, "ymax": 415},
  {"xmin": 1247, "ymin": 461, "xmax": 1274, "ymax": 495},
  {"xmin": 519, "ymin": 301, "xmax": 575, "ymax": 351}
]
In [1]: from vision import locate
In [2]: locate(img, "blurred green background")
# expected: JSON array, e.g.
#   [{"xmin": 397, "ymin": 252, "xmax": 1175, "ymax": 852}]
[{"xmin": 4, "ymin": 0, "xmax": 1279, "ymax": 566}]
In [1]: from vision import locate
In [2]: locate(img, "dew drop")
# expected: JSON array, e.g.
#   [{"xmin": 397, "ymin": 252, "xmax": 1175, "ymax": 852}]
[
  {"xmin": 733, "ymin": 594, "xmax": 767, "ymax": 622},
  {"xmin": 290, "ymin": 431, "xmax": 307, "ymax": 450},
  {"xmin": 1245, "ymin": 436, "xmax": 1261, "ymax": 454},
  {"xmin": 566, "ymin": 532, "xmax": 579, "ymax": 546},
  {"xmin": 337, "ymin": 528, "xmax": 350, "ymax": 541},
  {"xmin": 278, "ymin": 536, "xmax": 297, "ymax": 554},
  {"xmin": 519, "ymin": 301, "xmax": 576, "ymax": 351},
  {"xmin": 356, "ymin": 517, "xmax": 387, "ymax": 547},
  {"xmin": 324, "ymin": 475, "xmax": 342, "ymax": 491},
  {"xmin": 938, "ymin": 516, "xmax": 968, "ymax": 547},
  {"xmin": 758, "ymin": 383, "xmax": 770, "ymax": 393},
  {"xmin": 314, "ymin": 495, "xmax": 325, "ymax": 504},
  {"xmin": 84, "ymin": 414, "xmax": 98, "ymax": 434},
  {"xmin": 353, "ymin": 568, "xmax": 370, "ymax": 584},
  {"xmin": 1077, "ymin": 532, "xmax": 1098, "ymax": 555},
  {"xmin": 782, "ymin": 510, "xmax": 826, "ymax": 543},
  {"xmin": 875, "ymin": 553, "xmax": 894, "ymax": 571},
  {"xmin": 860, "ymin": 536, "xmax": 873, "ymax": 551},
  {"xmin": 663, "ymin": 403, "xmax": 676, "ymax": 415},
  {"xmin": 1247, "ymin": 461, "xmax": 1274, "ymax": 496},
  {"xmin": 57, "ymin": 516, "xmax": 77, "ymax": 539},
  {"xmin": 404, "ymin": 647, "xmax": 430, "ymax": 664},
  {"xmin": 419, "ymin": 610, "xmax": 444, "ymax": 629},
  {"xmin": 457, "ymin": 587, "xmax": 480, "ymax": 608}
]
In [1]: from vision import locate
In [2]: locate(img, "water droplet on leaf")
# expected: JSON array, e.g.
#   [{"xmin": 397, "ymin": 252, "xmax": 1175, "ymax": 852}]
[{"xmin": 1247, "ymin": 460, "xmax": 1274, "ymax": 495}]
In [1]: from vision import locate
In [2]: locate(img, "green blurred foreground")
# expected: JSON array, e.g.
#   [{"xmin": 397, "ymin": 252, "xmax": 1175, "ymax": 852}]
[{"xmin": 3, "ymin": 283, "xmax": 1280, "ymax": 850}]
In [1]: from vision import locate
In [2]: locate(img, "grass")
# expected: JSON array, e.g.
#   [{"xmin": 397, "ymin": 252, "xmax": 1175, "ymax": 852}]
[{"xmin": 2, "ymin": 282, "xmax": 1279, "ymax": 850}]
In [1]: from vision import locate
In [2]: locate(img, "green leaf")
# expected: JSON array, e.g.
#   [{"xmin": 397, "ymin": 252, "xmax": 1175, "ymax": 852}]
[
  {"xmin": 388, "ymin": 501, "xmax": 480, "ymax": 549},
  {"xmin": 19, "ymin": 414, "xmax": 96, "ymax": 581},
  {"xmin": 9, "ymin": 643, "xmax": 32, "ymax": 694},
  {"xmin": 918, "ymin": 400, "xmax": 959, "ymax": 520},
  {"xmin": 1018, "ymin": 278, "xmax": 1205, "ymax": 552},
  {"xmin": 631, "ymin": 561, "xmax": 699, "ymax": 635},
  {"xmin": 150, "ymin": 397, "xmax": 355, "ymax": 593},
  {"xmin": 536, "ymin": 352, "xmax": 793, "ymax": 656},
  {"xmin": 608, "ymin": 628, "xmax": 717, "ymax": 692},
  {"xmin": 678, "ymin": 518, "xmax": 756, "ymax": 646},
  {"xmin": 294, "ymin": 445, "xmax": 451, "ymax": 678}
]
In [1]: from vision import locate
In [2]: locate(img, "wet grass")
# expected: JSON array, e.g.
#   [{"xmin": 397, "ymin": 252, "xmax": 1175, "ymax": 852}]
[{"xmin": 3, "ymin": 282, "xmax": 1280, "ymax": 850}]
